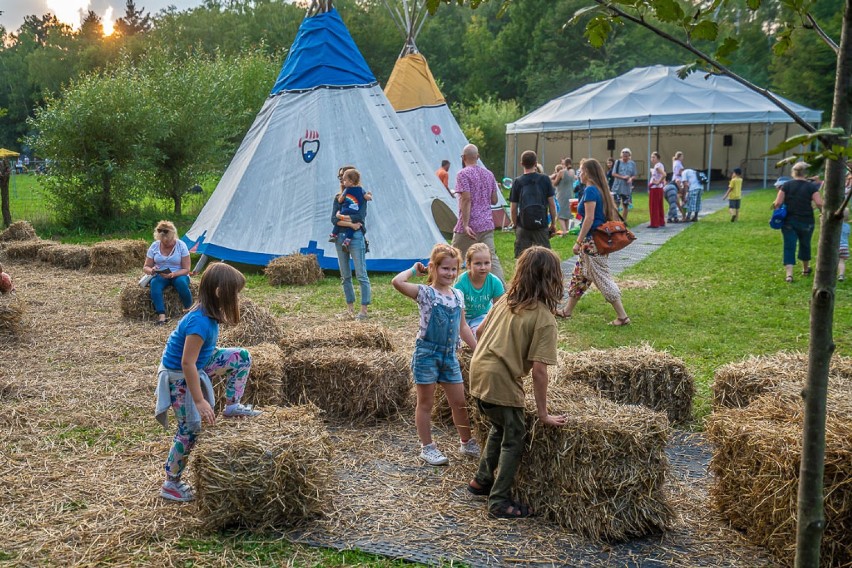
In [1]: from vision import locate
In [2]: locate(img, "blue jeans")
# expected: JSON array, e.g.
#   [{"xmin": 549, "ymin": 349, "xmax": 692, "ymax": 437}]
[
  {"xmin": 335, "ymin": 230, "xmax": 371, "ymax": 306},
  {"xmin": 150, "ymin": 274, "xmax": 193, "ymax": 315},
  {"xmin": 781, "ymin": 218, "xmax": 815, "ymax": 266}
]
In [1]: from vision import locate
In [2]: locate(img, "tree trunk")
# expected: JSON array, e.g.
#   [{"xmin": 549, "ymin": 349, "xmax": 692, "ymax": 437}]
[
  {"xmin": 171, "ymin": 174, "xmax": 182, "ymax": 216},
  {"xmin": 795, "ymin": 1, "xmax": 851, "ymax": 566},
  {"xmin": 0, "ymin": 166, "xmax": 11, "ymax": 228},
  {"xmin": 173, "ymin": 192, "xmax": 182, "ymax": 217},
  {"xmin": 100, "ymin": 174, "xmax": 114, "ymax": 219}
]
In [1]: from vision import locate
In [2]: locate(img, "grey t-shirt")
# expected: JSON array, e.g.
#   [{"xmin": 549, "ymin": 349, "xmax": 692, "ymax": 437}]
[{"xmin": 611, "ymin": 159, "xmax": 637, "ymax": 196}]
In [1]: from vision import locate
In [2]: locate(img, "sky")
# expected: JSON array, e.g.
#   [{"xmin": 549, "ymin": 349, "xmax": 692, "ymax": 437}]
[{"xmin": 0, "ymin": 1, "xmax": 204, "ymax": 33}]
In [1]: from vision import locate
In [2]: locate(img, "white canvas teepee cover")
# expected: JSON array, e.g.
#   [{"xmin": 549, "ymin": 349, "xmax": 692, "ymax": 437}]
[
  {"xmin": 182, "ymin": 8, "xmax": 456, "ymax": 271},
  {"xmin": 383, "ymin": 0, "xmax": 507, "ymax": 210}
]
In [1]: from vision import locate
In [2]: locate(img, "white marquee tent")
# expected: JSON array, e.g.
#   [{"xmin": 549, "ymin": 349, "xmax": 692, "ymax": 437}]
[{"xmin": 505, "ymin": 65, "xmax": 823, "ymax": 185}]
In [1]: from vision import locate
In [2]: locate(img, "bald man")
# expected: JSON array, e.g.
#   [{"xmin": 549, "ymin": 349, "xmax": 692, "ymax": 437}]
[{"xmin": 451, "ymin": 144, "xmax": 505, "ymax": 282}]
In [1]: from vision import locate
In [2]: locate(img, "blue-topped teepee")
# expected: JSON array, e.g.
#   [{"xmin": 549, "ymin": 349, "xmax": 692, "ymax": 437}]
[{"xmin": 183, "ymin": 6, "xmax": 456, "ymax": 271}]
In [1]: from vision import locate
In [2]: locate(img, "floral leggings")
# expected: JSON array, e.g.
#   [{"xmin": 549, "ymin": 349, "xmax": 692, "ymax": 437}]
[
  {"xmin": 165, "ymin": 347, "xmax": 251, "ymax": 482},
  {"xmin": 566, "ymin": 238, "xmax": 622, "ymax": 303}
]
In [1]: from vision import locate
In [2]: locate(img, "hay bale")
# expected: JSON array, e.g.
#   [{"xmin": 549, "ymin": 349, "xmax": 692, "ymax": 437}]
[
  {"xmin": 431, "ymin": 348, "xmax": 473, "ymax": 426},
  {"xmin": 212, "ymin": 343, "xmax": 284, "ymax": 413},
  {"xmin": 707, "ymin": 392, "xmax": 852, "ymax": 565},
  {"xmin": 470, "ymin": 380, "xmax": 673, "ymax": 541},
  {"xmin": 219, "ymin": 298, "xmax": 282, "ymax": 347},
  {"xmin": 0, "ymin": 294, "xmax": 27, "ymax": 340},
  {"xmin": 4, "ymin": 239, "xmax": 59, "ymax": 262},
  {"xmin": 193, "ymin": 405, "xmax": 333, "ymax": 531},
  {"xmin": 281, "ymin": 347, "xmax": 411, "ymax": 422},
  {"xmin": 0, "ymin": 221, "xmax": 37, "ymax": 242},
  {"xmin": 37, "ymin": 244, "xmax": 91, "ymax": 269},
  {"xmin": 556, "ymin": 345, "xmax": 694, "ymax": 424},
  {"xmin": 265, "ymin": 253, "xmax": 324, "ymax": 286},
  {"xmin": 89, "ymin": 239, "xmax": 148, "ymax": 273},
  {"xmin": 279, "ymin": 322, "xmax": 395, "ymax": 354},
  {"xmin": 118, "ymin": 280, "xmax": 199, "ymax": 321},
  {"xmin": 712, "ymin": 351, "xmax": 852, "ymax": 410}
]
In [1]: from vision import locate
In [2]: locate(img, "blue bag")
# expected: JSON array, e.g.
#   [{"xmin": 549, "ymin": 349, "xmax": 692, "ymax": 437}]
[{"xmin": 770, "ymin": 205, "xmax": 787, "ymax": 229}]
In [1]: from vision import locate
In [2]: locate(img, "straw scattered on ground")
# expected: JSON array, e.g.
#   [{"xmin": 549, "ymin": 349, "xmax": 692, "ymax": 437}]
[
  {"xmin": 471, "ymin": 380, "xmax": 673, "ymax": 541},
  {"xmin": 706, "ymin": 391, "xmax": 852, "ymax": 566},
  {"xmin": 712, "ymin": 351, "xmax": 852, "ymax": 409},
  {"xmin": 265, "ymin": 253, "xmax": 324, "ymax": 286},
  {"xmin": 432, "ymin": 348, "xmax": 473, "ymax": 426},
  {"xmin": 119, "ymin": 280, "xmax": 199, "ymax": 320},
  {"xmin": 556, "ymin": 345, "xmax": 694, "ymax": 424},
  {"xmin": 219, "ymin": 297, "xmax": 283, "ymax": 347},
  {"xmin": 193, "ymin": 405, "xmax": 334, "ymax": 531},
  {"xmin": 0, "ymin": 220, "xmax": 38, "ymax": 242},
  {"xmin": 89, "ymin": 239, "xmax": 148, "ymax": 274},
  {"xmin": 0, "ymin": 293, "xmax": 27, "ymax": 341},
  {"xmin": 37, "ymin": 244, "xmax": 91, "ymax": 269},
  {"xmin": 281, "ymin": 347, "xmax": 411, "ymax": 423},
  {"xmin": 279, "ymin": 322, "xmax": 395, "ymax": 354}
]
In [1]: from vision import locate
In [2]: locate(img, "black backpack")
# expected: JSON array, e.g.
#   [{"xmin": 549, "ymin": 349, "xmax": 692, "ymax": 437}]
[{"xmin": 517, "ymin": 175, "xmax": 549, "ymax": 230}]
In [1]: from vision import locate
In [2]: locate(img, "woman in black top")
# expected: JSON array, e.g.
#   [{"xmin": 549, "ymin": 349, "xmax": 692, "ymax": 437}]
[{"xmin": 772, "ymin": 161, "xmax": 824, "ymax": 283}]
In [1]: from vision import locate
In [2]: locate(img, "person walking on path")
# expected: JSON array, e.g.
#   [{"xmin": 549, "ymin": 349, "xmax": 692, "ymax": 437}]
[
  {"xmin": 610, "ymin": 148, "xmax": 636, "ymax": 224},
  {"xmin": 510, "ymin": 150, "xmax": 557, "ymax": 258},
  {"xmin": 648, "ymin": 151, "xmax": 666, "ymax": 228},
  {"xmin": 773, "ymin": 161, "xmax": 824, "ymax": 283},
  {"xmin": 452, "ymin": 144, "xmax": 505, "ymax": 282},
  {"xmin": 467, "ymin": 246, "xmax": 568, "ymax": 518},
  {"xmin": 722, "ymin": 168, "xmax": 743, "ymax": 222},
  {"xmin": 556, "ymin": 158, "xmax": 631, "ymax": 326},
  {"xmin": 553, "ymin": 158, "xmax": 576, "ymax": 235}
]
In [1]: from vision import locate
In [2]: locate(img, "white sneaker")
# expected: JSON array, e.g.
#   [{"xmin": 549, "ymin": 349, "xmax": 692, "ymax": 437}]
[
  {"xmin": 160, "ymin": 480, "xmax": 194, "ymax": 502},
  {"xmin": 459, "ymin": 438, "xmax": 481, "ymax": 457},
  {"xmin": 419, "ymin": 443, "xmax": 449, "ymax": 466},
  {"xmin": 223, "ymin": 403, "xmax": 261, "ymax": 418}
]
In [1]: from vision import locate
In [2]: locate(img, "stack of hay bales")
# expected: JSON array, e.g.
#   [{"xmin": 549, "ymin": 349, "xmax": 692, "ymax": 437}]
[
  {"xmin": 281, "ymin": 347, "xmax": 410, "ymax": 423},
  {"xmin": 4, "ymin": 240, "xmax": 59, "ymax": 262},
  {"xmin": 265, "ymin": 253, "xmax": 323, "ymax": 286},
  {"xmin": 118, "ymin": 280, "xmax": 200, "ymax": 320},
  {"xmin": 219, "ymin": 298, "xmax": 282, "ymax": 346},
  {"xmin": 431, "ymin": 348, "xmax": 473, "ymax": 426},
  {"xmin": 279, "ymin": 322, "xmax": 395, "ymax": 354},
  {"xmin": 211, "ymin": 343, "xmax": 284, "ymax": 413},
  {"xmin": 712, "ymin": 351, "xmax": 852, "ymax": 409},
  {"xmin": 0, "ymin": 220, "xmax": 38, "ymax": 242},
  {"xmin": 706, "ymin": 391, "xmax": 852, "ymax": 565},
  {"xmin": 556, "ymin": 345, "xmax": 694, "ymax": 424},
  {"xmin": 89, "ymin": 239, "xmax": 148, "ymax": 273},
  {"xmin": 0, "ymin": 294, "xmax": 27, "ymax": 341},
  {"xmin": 471, "ymin": 380, "xmax": 672, "ymax": 540},
  {"xmin": 38, "ymin": 244, "xmax": 91, "ymax": 269},
  {"xmin": 193, "ymin": 405, "xmax": 334, "ymax": 531}
]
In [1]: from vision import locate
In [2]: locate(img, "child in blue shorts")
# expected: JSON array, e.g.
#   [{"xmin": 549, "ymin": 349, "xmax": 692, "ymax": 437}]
[{"xmin": 392, "ymin": 243, "xmax": 480, "ymax": 466}]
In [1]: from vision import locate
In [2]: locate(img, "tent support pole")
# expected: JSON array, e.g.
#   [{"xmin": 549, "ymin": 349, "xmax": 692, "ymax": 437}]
[
  {"xmin": 763, "ymin": 122, "xmax": 769, "ymax": 188},
  {"xmin": 587, "ymin": 121, "xmax": 592, "ymax": 158},
  {"xmin": 707, "ymin": 118, "xmax": 715, "ymax": 189},
  {"xmin": 513, "ymin": 134, "xmax": 518, "ymax": 179},
  {"xmin": 192, "ymin": 254, "xmax": 209, "ymax": 274},
  {"xmin": 541, "ymin": 135, "xmax": 546, "ymax": 172},
  {"xmin": 647, "ymin": 120, "xmax": 652, "ymax": 183},
  {"xmin": 570, "ymin": 130, "xmax": 574, "ymax": 161},
  {"xmin": 745, "ymin": 123, "xmax": 752, "ymax": 180}
]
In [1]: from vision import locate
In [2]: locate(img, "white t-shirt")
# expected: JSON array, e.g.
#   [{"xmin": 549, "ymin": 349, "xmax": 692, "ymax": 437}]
[
  {"xmin": 682, "ymin": 169, "xmax": 702, "ymax": 191},
  {"xmin": 147, "ymin": 240, "xmax": 190, "ymax": 273}
]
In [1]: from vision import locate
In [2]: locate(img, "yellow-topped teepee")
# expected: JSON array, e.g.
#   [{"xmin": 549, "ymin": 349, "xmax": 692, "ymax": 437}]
[{"xmin": 385, "ymin": 52, "xmax": 444, "ymax": 111}]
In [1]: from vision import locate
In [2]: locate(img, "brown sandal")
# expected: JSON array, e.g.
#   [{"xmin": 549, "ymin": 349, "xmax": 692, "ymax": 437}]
[
  {"xmin": 609, "ymin": 316, "xmax": 631, "ymax": 326},
  {"xmin": 489, "ymin": 500, "xmax": 534, "ymax": 519}
]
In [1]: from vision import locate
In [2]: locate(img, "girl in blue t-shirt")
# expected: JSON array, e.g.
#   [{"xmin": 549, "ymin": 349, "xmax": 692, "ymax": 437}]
[
  {"xmin": 155, "ymin": 263, "xmax": 261, "ymax": 502},
  {"xmin": 454, "ymin": 243, "xmax": 505, "ymax": 335}
]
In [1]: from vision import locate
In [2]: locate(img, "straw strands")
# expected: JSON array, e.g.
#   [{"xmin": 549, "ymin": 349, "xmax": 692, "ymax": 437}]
[
  {"xmin": 712, "ymin": 351, "xmax": 852, "ymax": 409},
  {"xmin": 431, "ymin": 348, "xmax": 472, "ymax": 425},
  {"xmin": 265, "ymin": 253, "xmax": 324, "ymax": 286},
  {"xmin": 37, "ymin": 244, "xmax": 91, "ymax": 269},
  {"xmin": 706, "ymin": 391, "xmax": 852, "ymax": 565},
  {"xmin": 89, "ymin": 239, "xmax": 148, "ymax": 274},
  {"xmin": 281, "ymin": 347, "xmax": 412, "ymax": 422},
  {"xmin": 279, "ymin": 322, "xmax": 395, "ymax": 354},
  {"xmin": 471, "ymin": 380, "xmax": 673, "ymax": 541},
  {"xmin": 0, "ymin": 220, "xmax": 37, "ymax": 242},
  {"xmin": 0, "ymin": 293, "xmax": 27, "ymax": 340},
  {"xmin": 119, "ymin": 280, "xmax": 199, "ymax": 320},
  {"xmin": 556, "ymin": 345, "xmax": 694, "ymax": 424},
  {"xmin": 219, "ymin": 297, "xmax": 283, "ymax": 346},
  {"xmin": 243, "ymin": 343, "xmax": 284, "ymax": 408},
  {"xmin": 193, "ymin": 405, "xmax": 334, "ymax": 531},
  {"xmin": 4, "ymin": 239, "xmax": 59, "ymax": 261}
]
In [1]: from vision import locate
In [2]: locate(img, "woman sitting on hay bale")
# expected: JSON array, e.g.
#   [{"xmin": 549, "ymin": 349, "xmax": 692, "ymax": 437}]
[
  {"xmin": 154, "ymin": 263, "xmax": 261, "ymax": 503},
  {"xmin": 143, "ymin": 221, "xmax": 193, "ymax": 325},
  {"xmin": 468, "ymin": 246, "xmax": 568, "ymax": 519}
]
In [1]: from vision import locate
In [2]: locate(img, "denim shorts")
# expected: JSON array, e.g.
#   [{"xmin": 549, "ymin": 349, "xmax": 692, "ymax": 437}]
[{"xmin": 411, "ymin": 343, "xmax": 463, "ymax": 385}]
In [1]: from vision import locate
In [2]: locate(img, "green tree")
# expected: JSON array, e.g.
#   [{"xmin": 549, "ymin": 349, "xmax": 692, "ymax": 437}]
[
  {"xmin": 114, "ymin": 0, "xmax": 153, "ymax": 37},
  {"xmin": 455, "ymin": 97, "xmax": 523, "ymax": 170}
]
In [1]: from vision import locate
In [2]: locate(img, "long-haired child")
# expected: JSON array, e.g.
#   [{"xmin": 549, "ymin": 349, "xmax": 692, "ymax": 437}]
[
  {"xmin": 454, "ymin": 243, "xmax": 504, "ymax": 337},
  {"xmin": 392, "ymin": 243, "xmax": 480, "ymax": 466},
  {"xmin": 154, "ymin": 263, "xmax": 261, "ymax": 502},
  {"xmin": 467, "ymin": 246, "xmax": 568, "ymax": 518}
]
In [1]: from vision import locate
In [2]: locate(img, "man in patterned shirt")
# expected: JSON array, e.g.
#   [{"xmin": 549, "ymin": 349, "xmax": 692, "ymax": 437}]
[{"xmin": 451, "ymin": 144, "xmax": 505, "ymax": 282}]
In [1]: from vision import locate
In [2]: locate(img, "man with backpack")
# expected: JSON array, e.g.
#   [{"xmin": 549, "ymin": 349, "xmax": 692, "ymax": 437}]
[{"xmin": 510, "ymin": 150, "xmax": 557, "ymax": 258}]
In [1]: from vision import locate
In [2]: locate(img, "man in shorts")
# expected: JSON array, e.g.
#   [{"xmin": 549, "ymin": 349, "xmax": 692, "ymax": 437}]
[{"xmin": 610, "ymin": 148, "xmax": 636, "ymax": 224}]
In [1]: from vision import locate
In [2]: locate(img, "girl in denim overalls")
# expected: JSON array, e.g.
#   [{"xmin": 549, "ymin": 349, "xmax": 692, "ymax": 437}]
[{"xmin": 392, "ymin": 244, "xmax": 480, "ymax": 466}]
